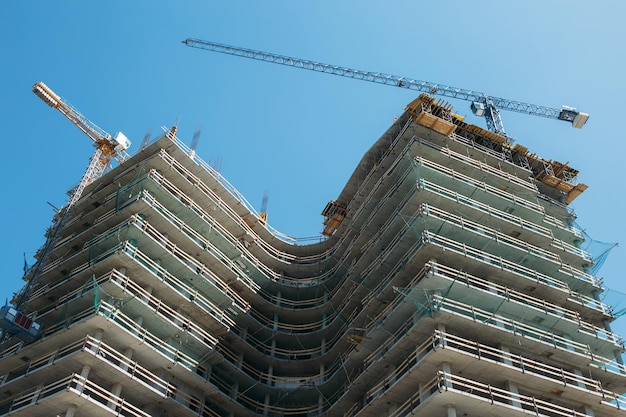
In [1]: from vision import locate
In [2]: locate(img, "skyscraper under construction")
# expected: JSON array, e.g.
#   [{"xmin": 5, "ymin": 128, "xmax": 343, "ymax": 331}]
[{"xmin": 0, "ymin": 89, "xmax": 624, "ymax": 417}]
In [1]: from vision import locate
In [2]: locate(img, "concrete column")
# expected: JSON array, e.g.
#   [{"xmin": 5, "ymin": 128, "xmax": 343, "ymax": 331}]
[
  {"xmin": 447, "ymin": 404, "xmax": 457, "ymax": 417},
  {"xmin": 319, "ymin": 364, "xmax": 325, "ymax": 384},
  {"xmin": 80, "ymin": 365, "xmax": 91, "ymax": 379},
  {"xmin": 275, "ymin": 291, "xmax": 281, "ymax": 307},
  {"xmin": 321, "ymin": 337, "xmax": 327, "ymax": 355},
  {"xmin": 319, "ymin": 393, "xmax": 325, "ymax": 415},
  {"xmin": 155, "ymin": 258, "xmax": 163, "ymax": 277},
  {"xmin": 270, "ymin": 338, "xmax": 276, "ymax": 358},
  {"xmin": 418, "ymin": 382, "xmax": 427, "ymax": 401},
  {"xmin": 266, "ymin": 365, "xmax": 274, "ymax": 386},
  {"xmin": 437, "ymin": 324, "xmax": 447, "ymax": 348},
  {"xmin": 203, "ymin": 363, "xmax": 212, "ymax": 381},
  {"xmin": 120, "ymin": 347, "xmax": 134, "ymax": 372},
  {"xmin": 31, "ymin": 384, "xmax": 44, "ymax": 406},
  {"xmin": 133, "ymin": 315, "xmax": 144, "ymax": 338},
  {"xmin": 573, "ymin": 369, "xmax": 588, "ymax": 389},
  {"xmin": 263, "ymin": 393, "xmax": 271, "ymax": 417},
  {"xmin": 142, "ymin": 286, "xmax": 153, "ymax": 303},
  {"xmin": 93, "ymin": 328, "xmax": 104, "ymax": 341},
  {"xmin": 89, "ymin": 329, "xmax": 105, "ymax": 355},
  {"xmin": 583, "ymin": 405, "xmax": 596, "ymax": 416},
  {"xmin": 500, "ymin": 345, "xmax": 513, "ymax": 366},
  {"xmin": 441, "ymin": 363, "xmax": 452, "ymax": 389},
  {"xmin": 65, "ymin": 404, "xmax": 78, "ymax": 417},
  {"xmin": 143, "ymin": 403, "xmax": 160, "ymax": 416},
  {"xmin": 175, "ymin": 308, "xmax": 187, "ymax": 329},
  {"xmin": 506, "ymin": 381, "xmax": 521, "ymax": 408},
  {"xmin": 558, "ymin": 332, "xmax": 574, "ymax": 352},
  {"xmin": 107, "ymin": 382, "xmax": 123, "ymax": 410},
  {"xmin": 231, "ymin": 381, "xmax": 238, "ymax": 400},
  {"xmin": 77, "ymin": 365, "xmax": 91, "ymax": 394}
]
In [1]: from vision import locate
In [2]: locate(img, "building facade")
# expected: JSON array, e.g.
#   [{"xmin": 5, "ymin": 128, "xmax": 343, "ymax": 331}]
[{"xmin": 0, "ymin": 94, "xmax": 624, "ymax": 417}]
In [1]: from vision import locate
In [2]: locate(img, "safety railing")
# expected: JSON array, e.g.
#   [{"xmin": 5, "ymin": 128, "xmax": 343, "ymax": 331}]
[
  {"xmin": 247, "ymin": 282, "xmax": 357, "ymax": 333},
  {"xmin": 0, "ymin": 373, "xmax": 152, "ymax": 417},
  {"xmin": 97, "ymin": 300, "xmax": 205, "ymax": 373},
  {"xmin": 413, "ymin": 135, "xmax": 538, "ymax": 192},
  {"xmin": 420, "ymin": 231, "xmax": 610, "ymax": 314},
  {"xmin": 419, "ymin": 203, "xmax": 595, "ymax": 274},
  {"xmin": 31, "ymin": 212, "xmax": 250, "ymax": 317},
  {"xmin": 141, "ymin": 188, "xmax": 280, "ymax": 283},
  {"xmin": 163, "ymin": 129, "xmax": 311, "ymax": 245},
  {"xmin": 347, "ymin": 156, "xmax": 416, "ymax": 238},
  {"xmin": 121, "ymin": 221, "xmax": 251, "ymax": 311},
  {"xmin": 34, "ymin": 248, "xmax": 239, "ymax": 335},
  {"xmin": 427, "ymin": 262, "xmax": 619, "ymax": 345},
  {"xmin": 418, "ymin": 178, "xmax": 553, "ymax": 236},
  {"xmin": 433, "ymin": 294, "xmax": 624, "ymax": 357},
  {"xmin": 112, "ymin": 259, "xmax": 237, "ymax": 328},
  {"xmin": 437, "ymin": 331, "xmax": 626, "ymax": 408},
  {"xmin": 107, "ymin": 271, "xmax": 219, "ymax": 348},
  {"xmin": 131, "ymin": 214, "xmax": 261, "ymax": 294},
  {"xmin": 414, "ymin": 155, "xmax": 546, "ymax": 214},
  {"xmin": 449, "ymin": 131, "xmax": 512, "ymax": 161},
  {"xmin": 148, "ymin": 164, "xmax": 337, "ymax": 279},
  {"xmin": 437, "ymin": 371, "xmax": 589, "ymax": 417},
  {"xmin": 370, "ymin": 329, "xmax": 609, "ymax": 405},
  {"xmin": 421, "ymin": 203, "xmax": 563, "ymax": 262},
  {"xmin": 141, "ymin": 183, "xmax": 341, "ymax": 303}
]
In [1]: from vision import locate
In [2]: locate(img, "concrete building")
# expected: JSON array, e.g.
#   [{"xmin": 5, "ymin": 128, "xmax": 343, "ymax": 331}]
[{"xmin": 0, "ymin": 94, "xmax": 624, "ymax": 417}]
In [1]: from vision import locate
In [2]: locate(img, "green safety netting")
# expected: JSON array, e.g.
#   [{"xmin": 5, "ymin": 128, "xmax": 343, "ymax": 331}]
[
  {"xmin": 573, "ymin": 221, "xmax": 618, "ymax": 275},
  {"xmin": 93, "ymin": 276, "xmax": 134, "ymax": 317},
  {"xmin": 600, "ymin": 287, "xmax": 626, "ymax": 319}
]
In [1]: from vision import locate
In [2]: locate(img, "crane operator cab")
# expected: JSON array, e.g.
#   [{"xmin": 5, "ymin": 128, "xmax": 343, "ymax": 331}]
[{"xmin": 112, "ymin": 131, "xmax": 131, "ymax": 151}]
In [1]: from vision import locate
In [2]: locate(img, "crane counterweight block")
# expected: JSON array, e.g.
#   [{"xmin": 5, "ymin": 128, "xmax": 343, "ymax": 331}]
[
  {"xmin": 558, "ymin": 107, "xmax": 589, "ymax": 129},
  {"xmin": 33, "ymin": 82, "xmax": 61, "ymax": 108}
]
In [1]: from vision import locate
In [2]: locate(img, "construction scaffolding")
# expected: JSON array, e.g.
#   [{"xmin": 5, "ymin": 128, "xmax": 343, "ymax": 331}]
[{"xmin": 0, "ymin": 96, "xmax": 623, "ymax": 417}]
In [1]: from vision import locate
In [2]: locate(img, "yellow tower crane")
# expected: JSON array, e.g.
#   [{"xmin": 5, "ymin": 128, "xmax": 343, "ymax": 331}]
[
  {"xmin": 32, "ymin": 81, "xmax": 131, "ymax": 196},
  {"xmin": 1, "ymin": 82, "xmax": 131, "ymax": 340}
]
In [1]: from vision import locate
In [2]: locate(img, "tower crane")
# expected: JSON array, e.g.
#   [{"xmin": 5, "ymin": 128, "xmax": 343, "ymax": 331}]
[
  {"xmin": 1, "ymin": 82, "xmax": 131, "ymax": 340},
  {"xmin": 183, "ymin": 38, "xmax": 589, "ymax": 137}
]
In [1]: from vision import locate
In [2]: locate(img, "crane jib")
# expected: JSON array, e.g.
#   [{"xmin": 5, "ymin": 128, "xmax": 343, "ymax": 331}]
[{"xmin": 183, "ymin": 38, "xmax": 588, "ymax": 132}]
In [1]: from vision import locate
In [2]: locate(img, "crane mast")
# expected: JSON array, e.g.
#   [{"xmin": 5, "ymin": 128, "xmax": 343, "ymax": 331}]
[
  {"xmin": 183, "ymin": 38, "xmax": 589, "ymax": 136},
  {"xmin": 1, "ymin": 83, "xmax": 132, "ymax": 340}
]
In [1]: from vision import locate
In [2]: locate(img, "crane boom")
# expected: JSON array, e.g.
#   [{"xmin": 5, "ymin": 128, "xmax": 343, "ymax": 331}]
[
  {"xmin": 32, "ymin": 82, "xmax": 131, "ymax": 163},
  {"xmin": 183, "ymin": 38, "xmax": 589, "ymax": 135}
]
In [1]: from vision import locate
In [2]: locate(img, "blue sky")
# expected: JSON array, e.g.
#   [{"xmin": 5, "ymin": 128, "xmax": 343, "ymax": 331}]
[{"xmin": 2, "ymin": 1, "xmax": 625, "ymax": 335}]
